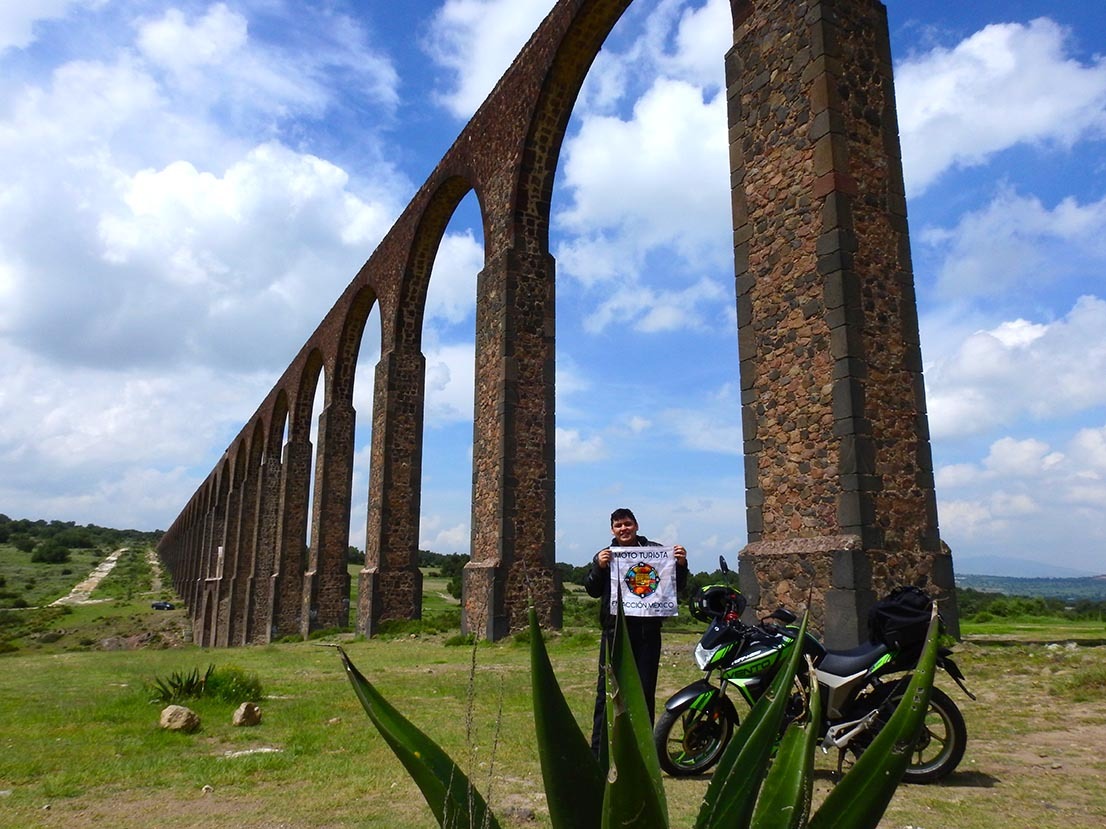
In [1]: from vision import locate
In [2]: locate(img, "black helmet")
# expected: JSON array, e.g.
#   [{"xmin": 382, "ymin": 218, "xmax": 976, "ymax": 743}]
[{"xmin": 689, "ymin": 584, "xmax": 746, "ymax": 622}]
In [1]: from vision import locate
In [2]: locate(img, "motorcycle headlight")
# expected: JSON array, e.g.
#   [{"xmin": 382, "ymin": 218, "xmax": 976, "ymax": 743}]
[{"xmin": 694, "ymin": 642, "xmax": 720, "ymax": 670}]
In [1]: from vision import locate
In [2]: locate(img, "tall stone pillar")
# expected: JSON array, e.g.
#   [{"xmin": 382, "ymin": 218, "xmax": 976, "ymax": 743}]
[
  {"xmin": 729, "ymin": 0, "xmax": 956, "ymax": 646},
  {"xmin": 463, "ymin": 247, "xmax": 561, "ymax": 640},
  {"xmin": 270, "ymin": 436, "xmax": 311, "ymax": 639},
  {"xmin": 229, "ymin": 458, "xmax": 259, "ymax": 646},
  {"xmin": 359, "ymin": 346, "xmax": 424, "ymax": 637},
  {"xmin": 246, "ymin": 448, "xmax": 283, "ymax": 643},
  {"xmin": 214, "ymin": 481, "xmax": 241, "ymax": 648},
  {"xmin": 301, "ymin": 401, "xmax": 355, "ymax": 636}
]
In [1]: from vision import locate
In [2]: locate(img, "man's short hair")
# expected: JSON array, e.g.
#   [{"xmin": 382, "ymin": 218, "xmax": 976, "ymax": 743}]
[{"xmin": 610, "ymin": 507, "xmax": 637, "ymax": 526}]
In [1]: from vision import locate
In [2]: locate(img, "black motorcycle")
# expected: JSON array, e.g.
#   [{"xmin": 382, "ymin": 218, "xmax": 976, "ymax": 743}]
[{"xmin": 653, "ymin": 558, "xmax": 973, "ymax": 783}]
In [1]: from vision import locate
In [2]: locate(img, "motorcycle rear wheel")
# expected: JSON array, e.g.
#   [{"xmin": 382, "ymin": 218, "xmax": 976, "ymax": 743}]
[
  {"xmin": 852, "ymin": 684, "xmax": 967, "ymax": 783},
  {"xmin": 654, "ymin": 695, "xmax": 738, "ymax": 776}
]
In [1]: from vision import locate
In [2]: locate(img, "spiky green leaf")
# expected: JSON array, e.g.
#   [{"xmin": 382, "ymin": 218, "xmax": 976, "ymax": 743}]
[
  {"xmin": 750, "ymin": 660, "xmax": 821, "ymax": 829},
  {"xmin": 602, "ymin": 598, "xmax": 669, "ymax": 829},
  {"xmin": 528, "ymin": 607, "xmax": 605, "ymax": 829},
  {"xmin": 338, "ymin": 646, "xmax": 501, "ymax": 829},
  {"xmin": 808, "ymin": 607, "xmax": 941, "ymax": 829},
  {"xmin": 695, "ymin": 612, "xmax": 809, "ymax": 829}
]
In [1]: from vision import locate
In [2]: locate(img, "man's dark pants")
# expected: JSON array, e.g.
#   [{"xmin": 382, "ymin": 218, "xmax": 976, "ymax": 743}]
[{"xmin": 589, "ymin": 618, "xmax": 662, "ymax": 755}]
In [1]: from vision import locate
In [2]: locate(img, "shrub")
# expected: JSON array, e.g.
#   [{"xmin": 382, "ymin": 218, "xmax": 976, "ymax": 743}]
[
  {"xmin": 149, "ymin": 664, "xmax": 263, "ymax": 704},
  {"xmin": 31, "ymin": 540, "xmax": 70, "ymax": 563},
  {"xmin": 11, "ymin": 534, "xmax": 35, "ymax": 553},
  {"xmin": 149, "ymin": 665, "xmax": 213, "ymax": 703},
  {"xmin": 205, "ymin": 665, "xmax": 264, "ymax": 703}
]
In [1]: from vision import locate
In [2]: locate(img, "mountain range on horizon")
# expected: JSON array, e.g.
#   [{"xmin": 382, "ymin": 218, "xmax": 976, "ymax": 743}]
[{"xmin": 952, "ymin": 553, "xmax": 1104, "ymax": 579}]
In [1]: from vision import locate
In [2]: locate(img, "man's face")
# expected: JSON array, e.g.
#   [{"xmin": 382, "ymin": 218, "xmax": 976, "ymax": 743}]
[{"xmin": 611, "ymin": 516, "xmax": 638, "ymax": 545}]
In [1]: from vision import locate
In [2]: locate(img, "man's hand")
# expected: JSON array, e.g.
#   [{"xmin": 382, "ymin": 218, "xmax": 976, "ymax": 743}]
[
  {"xmin": 673, "ymin": 545, "xmax": 687, "ymax": 567},
  {"xmin": 597, "ymin": 548, "xmax": 612, "ymax": 568}
]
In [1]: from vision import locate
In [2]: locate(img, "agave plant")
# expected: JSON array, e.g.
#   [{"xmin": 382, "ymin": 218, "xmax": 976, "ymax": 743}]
[{"xmin": 338, "ymin": 602, "xmax": 941, "ymax": 829}]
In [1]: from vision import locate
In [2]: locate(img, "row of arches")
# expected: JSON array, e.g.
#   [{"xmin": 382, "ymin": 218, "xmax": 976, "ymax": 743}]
[{"xmin": 157, "ymin": 0, "xmax": 662, "ymax": 644}]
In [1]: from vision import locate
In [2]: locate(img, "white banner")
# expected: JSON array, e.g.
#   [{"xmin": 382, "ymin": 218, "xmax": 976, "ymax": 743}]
[{"xmin": 608, "ymin": 546, "xmax": 679, "ymax": 618}]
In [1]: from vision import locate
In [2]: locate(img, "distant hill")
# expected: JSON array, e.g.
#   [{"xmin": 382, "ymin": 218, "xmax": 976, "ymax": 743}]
[
  {"xmin": 953, "ymin": 554, "xmax": 1099, "ymax": 579},
  {"xmin": 955, "ymin": 572, "xmax": 1106, "ymax": 601}
]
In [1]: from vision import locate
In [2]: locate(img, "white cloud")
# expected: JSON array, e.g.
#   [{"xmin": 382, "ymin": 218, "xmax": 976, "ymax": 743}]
[
  {"xmin": 662, "ymin": 0, "xmax": 730, "ymax": 87},
  {"xmin": 556, "ymin": 427, "xmax": 607, "ymax": 463},
  {"xmin": 423, "ymin": 0, "xmax": 551, "ymax": 118},
  {"xmin": 983, "ymin": 437, "xmax": 1064, "ymax": 476},
  {"xmin": 420, "ymin": 515, "xmax": 469, "ymax": 554},
  {"xmin": 426, "ymin": 229, "xmax": 482, "ymax": 325},
  {"xmin": 926, "ymin": 296, "xmax": 1106, "ymax": 438},
  {"xmin": 1069, "ymin": 426, "xmax": 1106, "ymax": 471},
  {"xmin": 896, "ymin": 18, "xmax": 1106, "ymax": 194},
  {"xmin": 0, "ymin": 340, "xmax": 272, "ymax": 529},
  {"xmin": 424, "ymin": 342, "xmax": 476, "ymax": 425},
  {"xmin": 556, "ymin": 78, "xmax": 729, "ymax": 283},
  {"xmin": 1, "ymin": 139, "xmax": 396, "ymax": 370},
  {"xmin": 132, "ymin": 3, "xmax": 399, "ymax": 118},
  {"xmin": 136, "ymin": 4, "xmax": 247, "ymax": 76},
  {"xmin": 919, "ymin": 187, "xmax": 1106, "ymax": 300},
  {"xmin": 934, "ymin": 425, "xmax": 1106, "ymax": 573},
  {"xmin": 0, "ymin": 0, "xmax": 92, "ymax": 53},
  {"xmin": 584, "ymin": 277, "xmax": 728, "ymax": 334}
]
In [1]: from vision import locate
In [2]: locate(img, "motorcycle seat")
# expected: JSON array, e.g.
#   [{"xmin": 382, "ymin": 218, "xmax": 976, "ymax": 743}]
[{"xmin": 818, "ymin": 641, "xmax": 889, "ymax": 676}]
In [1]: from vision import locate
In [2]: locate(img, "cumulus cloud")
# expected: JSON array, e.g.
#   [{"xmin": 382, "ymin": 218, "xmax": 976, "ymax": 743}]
[
  {"xmin": 1069, "ymin": 426, "xmax": 1106, "ymax": 471},
  {"xmin": 420, "ymin": 514, "xmax": 469, "ymax": 554},
  {"xmin": 133, "ymin": 3, "xmax": 399, "ymax": 119},
  {"xmin": 936, "ymin": 429, "xmax": 1106, "ymax": 572},
  {"xmin": 425, "ymin": 229, "xmax": 482, "ymax": 325},
  {"xmin": 423, "ymin": 342, "xmax": 476, "ymax": 425},
  {"xmin": 136, "ymin": 4, "xmax": 248, "ymax": 76},
  {"xmin": 661, "ymin": 0, "xmax": 731, "ymax": 87},
  {"xmin": 0, "ymin": 338, "xmax": 274, "ymax": 528},
  {"xmin": 557, "ymin": 427, "xmax": 607, "ymax": 463},
  {"xmin": 0, "ymin": 0, "xmax": 92, "ymax": 53},
  {"xmin": 583, "ymin": 276, "xmax": 728, "ymax": 334},
  {"xmin": 896, "ymin": 18, "xmax": 1106, "ymax": 194},
  {"xmin": 0, "ymin": 1, "xmax": 410, "ymax": 532},
  {"xmin": 926, "ymin": 296, "xmax": 1106, "ymax": 438},
  {"xmin": 422, "ymin": 0, "xmax": 551, "ymax": 117},
  {"xmin": 919, "ymin": 187, "xmax": 1106, "ymax": 301},
  {"xmin": 557, "ymin": 79, "xmax": 729, "ymax": 279},
  {"xmin": 1, "ymin": 139, "xmax": 397, "ymax": 371}
]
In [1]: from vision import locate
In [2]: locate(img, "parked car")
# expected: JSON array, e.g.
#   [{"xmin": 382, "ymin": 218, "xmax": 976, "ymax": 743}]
[{"xmin": 151, "ymin": 601, "xmax": 175, "ymax": 610}]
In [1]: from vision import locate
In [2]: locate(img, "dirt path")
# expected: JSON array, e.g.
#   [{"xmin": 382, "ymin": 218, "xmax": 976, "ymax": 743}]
[
  {"xmin": 49, "ymin": 548, "xmax": 127, "ymax": 606},
  {"xmin": 145, "ymin": 547, "xmax": 163, "ymax": 593}
]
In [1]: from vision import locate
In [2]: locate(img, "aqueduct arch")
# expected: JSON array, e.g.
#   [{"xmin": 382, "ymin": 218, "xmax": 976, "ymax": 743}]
[{"xmin": 157, "ymin": 0, "xmax": 957, "ymax": 648}]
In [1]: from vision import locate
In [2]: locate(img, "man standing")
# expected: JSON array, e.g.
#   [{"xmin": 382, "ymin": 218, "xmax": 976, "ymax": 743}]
[{"xmin": 584, "ymin": 507, "xmax": 688, "ymax": 756}]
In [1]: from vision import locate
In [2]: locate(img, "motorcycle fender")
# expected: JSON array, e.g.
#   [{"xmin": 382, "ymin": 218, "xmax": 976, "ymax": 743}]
[
  {"xmin": 938, "ymin": 653, "xmax": 977, "ymax": 701},
  {"xmin": 663, "ymin": 679, "xmax": 718, "ymax": 712}
]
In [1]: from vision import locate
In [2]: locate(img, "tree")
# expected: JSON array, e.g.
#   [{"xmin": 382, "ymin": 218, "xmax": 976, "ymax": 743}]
[
  {"xmin": 31, "ymin": 539, "xmax": 70, "ymax": 564},
  {"xmin": 10, "ymin": 534, "xmax": 35, "ymax": 553}
]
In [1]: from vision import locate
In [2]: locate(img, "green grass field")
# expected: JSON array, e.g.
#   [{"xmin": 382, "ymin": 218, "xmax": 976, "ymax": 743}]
[{"xmin": 1, "ymin": 545, "xmax": 1105, "ymax": 828}]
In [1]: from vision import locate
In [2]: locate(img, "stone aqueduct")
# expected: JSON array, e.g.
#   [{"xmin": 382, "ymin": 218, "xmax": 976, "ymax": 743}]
[{"xmin": 157, "ymin": 0, "xmax": 957, "ymax": 649}]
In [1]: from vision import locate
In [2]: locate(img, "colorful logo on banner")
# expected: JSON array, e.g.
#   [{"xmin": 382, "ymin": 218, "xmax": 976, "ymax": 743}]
[
  {"xmin": 609, "ymin": 546, "xmax": 678, "ymax": 617},
  {"xmin": 625, "ymin": 563, "xmax": 660, "ymax": 597}
]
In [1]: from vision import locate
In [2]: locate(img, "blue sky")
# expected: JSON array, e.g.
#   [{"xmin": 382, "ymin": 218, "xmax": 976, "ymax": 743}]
[{"xmin": 2, "ymin": 1, "xmax": 1105, "ymax": 577}]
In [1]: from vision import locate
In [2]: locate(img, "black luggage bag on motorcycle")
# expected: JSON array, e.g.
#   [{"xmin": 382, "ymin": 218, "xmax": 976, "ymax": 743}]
[{"xmin": 868, "ymin": 585, "xmax": 936, "ymax": 650}]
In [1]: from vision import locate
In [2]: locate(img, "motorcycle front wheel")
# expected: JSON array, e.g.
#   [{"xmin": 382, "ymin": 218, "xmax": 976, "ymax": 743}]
[
  {"xmin": 654, "ymin": 693, "xmax": 738, "ymax": 776},
  {"xmin": 853, "ymin": 684, "xmax": 967, "ymax": 783}
]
